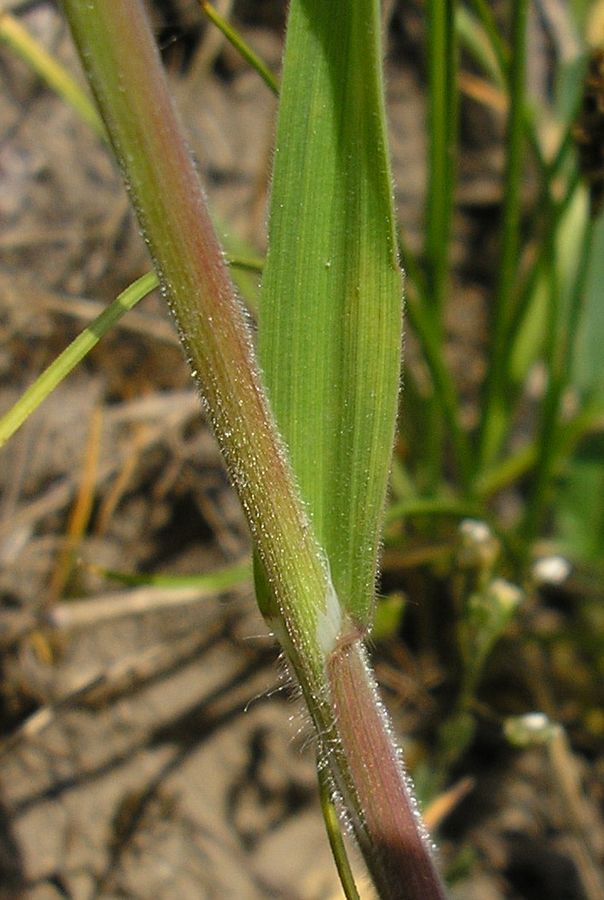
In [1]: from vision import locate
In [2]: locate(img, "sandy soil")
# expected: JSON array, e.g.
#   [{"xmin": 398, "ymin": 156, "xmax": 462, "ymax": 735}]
[{"xmin": 0, "ymin": 2, "xmax": 602, "ymax": 899}]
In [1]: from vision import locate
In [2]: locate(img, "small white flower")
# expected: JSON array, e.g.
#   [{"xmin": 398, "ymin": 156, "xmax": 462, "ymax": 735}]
[{"xmin": 532, "ymin": 555, "xmax": 571, "ymax": 586}]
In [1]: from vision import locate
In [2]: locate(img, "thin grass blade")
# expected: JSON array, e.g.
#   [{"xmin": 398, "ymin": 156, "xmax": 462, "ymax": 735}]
[
  {"xmin": 0, "ymin": 272, "xmax": 158, "ymax": 448},
  {"xmin": 0, "ymin": 12, "xmax": 105, "ymax": 139}
]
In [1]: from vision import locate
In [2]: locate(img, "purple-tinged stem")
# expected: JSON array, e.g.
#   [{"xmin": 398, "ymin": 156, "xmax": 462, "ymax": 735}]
[
  {"xmin": 328, "ymin": 639, "xmax": 448, "ymax": 900},
  {"xmin": 59, "ymin": 0, "xmax": 329, "ymax": 692},
  {"xmin": 59, "ymin": 3, "xmax": 448, "ymax": 896}
]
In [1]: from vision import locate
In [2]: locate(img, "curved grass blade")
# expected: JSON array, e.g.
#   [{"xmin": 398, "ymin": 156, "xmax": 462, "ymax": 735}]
[
  {"xmin": 0, "ymin": 250, "xmax": 259, "ymax": 452},
  {"xmin": 260, "ymin": 0, "xmax": 403, "ymax": 629},
  {"xmin": 198, "ymin": 1, "xmax": 279, "ymax": 95},
  {"xmin": 0, "ymin": 272, "xmax": 158, "ymax": 448},
  {"xmin": 0, "ymin": 11, "xmax": 105, "ymax": 140}
]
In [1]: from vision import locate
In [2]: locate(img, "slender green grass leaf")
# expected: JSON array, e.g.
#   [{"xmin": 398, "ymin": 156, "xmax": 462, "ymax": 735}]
[
  {"xmin": 259, "ymin": 0, "xmax": 403, "ymax": 629},
  {"xmin": 510, "ymin": 186, "xmax": 588, "ymax": 386},
  {"xmin": 0, "ymin": 248, "xmax": 257, "ymax": 452},
  {"xmin": 464, "ymin": 0, "xmax": 509, "ymax": 81},
  {"xmin": 386, "ymin": 497, "xmax": 481, "ymax": 524},
  {"xmin": 571, "ymin": 211, "xmax": 604, "ymax": 400},
  {"xmin": 478, "ymin": 0, "xmax": 529, "ymax": 470},
  {"xmin": 317, "ymin": 759, "xmax": 361, "ymax": 900},
  {"xmin": 423, "ymin": 0, "xmax": 458, "ymax": 488},
  {"xmin": 553, "ymin": 213, "xmax": 604, "ymax": 564},
  {"xmin": 455, "ymin": 6, "xmax": 504, "ymax": 87},
  {"xmin": 198, "ymin": 1, "xmax": 279, "ymax": 95},
  {"xmin": 0, "ymin": 12, "xmax": 105, "ymax": 140},
  {"xmin": 96, "ymin": 558, "xmax": 251, "ymax": 589},
  {"xmin": 396, "ymin": 236, "xmax": 471, "ymax": 487},
  {"xmin": 553, "ymin": 431, "xmax": 604, "ymax": 564},
  {"xmin": 0, "ymin": 272, "xmax": 158, "ymax": 448}
]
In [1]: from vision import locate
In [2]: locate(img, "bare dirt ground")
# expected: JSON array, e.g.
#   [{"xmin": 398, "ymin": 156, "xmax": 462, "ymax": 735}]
[{"xmin": 0, "ymin": 2, "xmax": 602, "ymax": 899}]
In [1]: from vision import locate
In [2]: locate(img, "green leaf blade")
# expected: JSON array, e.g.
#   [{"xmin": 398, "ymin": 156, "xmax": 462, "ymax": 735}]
[{"xmin": 260, "ymin": 0, "xmax": 403, "ymax": 628}]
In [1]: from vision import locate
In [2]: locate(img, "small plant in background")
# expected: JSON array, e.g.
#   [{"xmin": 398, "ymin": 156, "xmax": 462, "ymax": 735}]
[{"xmin": 1, "ymin": 1, "xmax": 603, "ymax": 898}]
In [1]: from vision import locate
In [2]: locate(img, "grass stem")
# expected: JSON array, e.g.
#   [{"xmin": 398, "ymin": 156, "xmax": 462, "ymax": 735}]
[
  {"xmin": 521, "ymin": 213, "xmax": 594, "ymax": 547},
  {"xmin": 318, "ymin": 761, "xmax": 361, "ymax": 900},
  {"xmin": 478, "ymin": 0, "xmax": 528, "ymax": 469},
  {"xmin": 423, "ymin": 0, "xmax": 458, "ymax": 490},
  {"xmin": 59, "ymin": 5, "xmax": 447, "ymax": 897}
]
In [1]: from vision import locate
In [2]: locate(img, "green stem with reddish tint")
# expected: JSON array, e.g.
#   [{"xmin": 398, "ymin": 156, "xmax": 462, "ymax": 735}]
[
  {"xmin": 59, "ymin": 2, "xmax": 447, "ymax": 896},
  {"xmin": 328, "ymin": 639, "xmax": 446, "ymax": 898},
  {"xmin": 59, "ymin": 0, "xmax": 330, "ymax": 693}
]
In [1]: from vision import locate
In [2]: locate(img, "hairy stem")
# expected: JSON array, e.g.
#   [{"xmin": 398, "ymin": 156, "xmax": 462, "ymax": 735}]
[
  {"xmin": 60, "ymin": 2, "xmax": 447, "ymax": 896},
  {"xmin": 327, "ymin": 639, "xmax": 447, "ymax": 899},
  {"xmin": 60, "ymin": 0, "xmax": 330, "ymax": 691}
]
